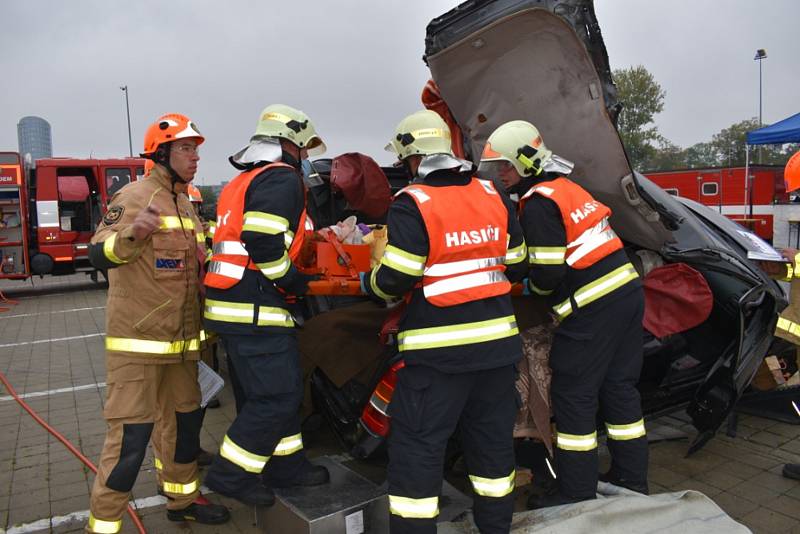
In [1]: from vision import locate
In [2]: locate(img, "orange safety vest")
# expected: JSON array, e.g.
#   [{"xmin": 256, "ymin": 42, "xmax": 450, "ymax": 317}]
[
  {"xmin": 519, "ymin": 177, "xmax": 622, "ymax": 269},
  {"xmin": 205, "ymin": 162, "xmax": 309, "ymax": 289},
  {"xmin": 401, "ymin": 178, "xmax": 510, "ymax": 306}
]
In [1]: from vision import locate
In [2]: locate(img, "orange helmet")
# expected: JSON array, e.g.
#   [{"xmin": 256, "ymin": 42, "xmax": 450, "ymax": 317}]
[
  {"xmin": 142, "ymin": 113, "xmax": 204, "ymax": 156},
  {"xmin": 187, "ymin": 184, "xmax": 203, "ymax": 203},
  {"xmin": 786, "ymin": 150, "xmax": 800, "ymax": 193}
]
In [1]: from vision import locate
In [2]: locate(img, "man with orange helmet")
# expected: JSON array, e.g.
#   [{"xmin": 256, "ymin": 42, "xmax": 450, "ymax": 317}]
[{"xmin": 86, "ymin": 113, "xmax": 229, "ymax": 531}]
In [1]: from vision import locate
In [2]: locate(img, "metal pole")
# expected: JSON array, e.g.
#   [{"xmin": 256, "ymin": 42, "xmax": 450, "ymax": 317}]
[{"xmin": 121, "ymin": 85, "xmax": 133, "ymax": 157}]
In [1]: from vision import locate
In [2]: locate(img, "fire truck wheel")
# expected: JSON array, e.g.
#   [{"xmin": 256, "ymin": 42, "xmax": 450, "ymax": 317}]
[{"xmin": 30, "ymin": 253, "xmax": 54, "ymax": 275}]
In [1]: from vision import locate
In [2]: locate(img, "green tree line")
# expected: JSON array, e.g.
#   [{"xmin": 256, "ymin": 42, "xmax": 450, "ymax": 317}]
[{"xmin": 613, "ymin": 65, "xmax": 798, "ymax": 171}]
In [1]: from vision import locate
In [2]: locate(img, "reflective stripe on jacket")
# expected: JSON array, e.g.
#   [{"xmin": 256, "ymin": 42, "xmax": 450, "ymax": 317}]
[
  {"xmin": 400, "ymin": 178, "xmax": 511, "ymax": 307},
  {"xmin": 519, "ymin": 177, "xmax": 622, "ymax": 269}
]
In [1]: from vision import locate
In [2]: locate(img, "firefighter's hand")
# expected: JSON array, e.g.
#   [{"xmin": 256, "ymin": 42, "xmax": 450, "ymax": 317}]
[
  {"xmin": 780, "ymin": 248, "xmax": 799, "ymax": 262},
  {"xmin": 278, "ymin": 271, "xmax": 320, "ymax": 296},
  {"xmin": 132, "ymin": 206, "xmax": 161, "ymax": 241}
]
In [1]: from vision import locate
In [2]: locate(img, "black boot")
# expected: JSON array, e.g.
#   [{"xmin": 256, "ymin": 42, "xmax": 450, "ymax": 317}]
[
  {"xmin": 598, "ymin": 471, "xmax": 649, "ymax": 495},
  {"xmin": 207, "ymin": 398, "xmax": 221, "ymax": 409},
  {"xmin": 166, "ymin": 494, "xmax": 230, "ymax": 524},
  {"xmin": 263, "ymin": 458, "xmax": 330, "ymax": 488},
  {"xmin": 205, "ymin": 457, "xmax": 276, "ymax": 507}
]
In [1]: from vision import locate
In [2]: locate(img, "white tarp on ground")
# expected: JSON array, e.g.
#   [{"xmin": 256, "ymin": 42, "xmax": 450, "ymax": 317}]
[{"xmin": 440, "ymin": 483, "xmax": 750, "ymax": 534}]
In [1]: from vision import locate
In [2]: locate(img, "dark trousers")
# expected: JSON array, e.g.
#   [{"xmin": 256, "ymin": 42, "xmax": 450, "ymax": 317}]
[
  {"xmin": 550, "ymin": 288, "xmax": 648, "ymax": 499},
  {"xmin": 388, "ymin": 364, "xmax": 518, "ymax": 534},
  {"xmin": 205, "ymin": 333, "xmax": 305, "ymax": 491}
]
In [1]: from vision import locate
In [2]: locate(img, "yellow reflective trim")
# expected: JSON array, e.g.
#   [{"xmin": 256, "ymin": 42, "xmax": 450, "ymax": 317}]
[
  {"xmin": 529, "ymin": 246, "xmax": 566, "ymax": 265},
  {"xmin": 505, "ymin": 242, "xmax": 527, "ymax": 265},
  {"xmin": 219, "ymin": 434, "xmax": 269, "ymax": 473},
  {"xmin": 776, "ymin": 317, "xmax": 800, "ymax": 338},
  {"xmin": 381, "ymin": 244, "xmax": 426, "ymax": 276},
  {"xmin": 389, "ymin": 495, "xmax": 439, "ymax": 519},
  {"xmin": 204, "ymin": 299, "xmax": 255, "ymax": 324},
  {"xmin": 160, "ymin": 216, "xmax": 195, "ymax": 230},
  {"xmin": 256, "ymin": 252, "xmax": 291, "ymax": 280},
  {"xmin": 529, "ymin": 280, "xmax": 553, "ymax": 296},
  {"xmin": 103, "ymin": 233, "xmax": 126, "ymax": 265},
  {"xmin": 369, "ymin": 266, "xmax": 396, "ymax": 301},
  {"xmin": 154, "ymin": 457, "xmax": 163, "ymax": 470},
  {"xmin": 196, "ymin": 232, "xmax": 205, "ymax": 243},
  {"xmin": 242, "ymin": 211, "xmax": 289, "ymax": 234},
  {"xmin": 163, "ymin": 478, "xmax": 199, "ymax": 495},
  {"xmin": 556, "ymin": 431, "xmax": 597, "ymax": 451},
  {"xmin": 555, "ymin": 263, "xmax": 638, "ymax": 319},
  {"xmin": 88, "ymin": 513, "xmax": 122, "ymax": 534},
  {"xmin": 272, "ymin": 433, "xmax": 303, "ymax": 456},
  {"xmin": 256, "ymin": 306, "xmax": 295, "ymax": 327},
  {"xmin": 105, "ymin": 335, "xmax": 203, "ymax": 354},
  {"xmin": 606, "ymin": 419, "xmax": 646, "ymax": 440},
  {"xmin": 469, "ymin": 470, "xmax": 515, "ymax": 497},
  {"xmin": 398, "ymin": 315, "xmax": 518, "ymax": 351}
]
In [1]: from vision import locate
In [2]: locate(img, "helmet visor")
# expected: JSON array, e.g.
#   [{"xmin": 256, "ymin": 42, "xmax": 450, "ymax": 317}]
[{"xmin": 477, "ymin": 160, "xmax": 519, "ymax": 191}]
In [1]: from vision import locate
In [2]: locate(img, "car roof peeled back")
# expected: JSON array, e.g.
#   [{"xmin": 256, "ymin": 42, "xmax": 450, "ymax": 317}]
[{"xmin": 424, "ymin": 0, "xmax": 673, "ymax": 251}]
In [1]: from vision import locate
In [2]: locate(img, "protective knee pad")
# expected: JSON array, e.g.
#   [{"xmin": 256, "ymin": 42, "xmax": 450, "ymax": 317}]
[
  {"xmin": 174, "ymin": 408, "xmax": 203, "ymax": 464},
  {"xmin": 106, "ymin": 423, "xmax": 154, "ymax": 492}
]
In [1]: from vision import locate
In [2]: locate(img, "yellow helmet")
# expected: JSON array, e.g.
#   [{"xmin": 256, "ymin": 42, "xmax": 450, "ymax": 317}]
[
  {"xmin": 252, "ymin": 104, "xmax": 326, "ymax": 156},
  {"xmin": 480, "ymin": 120, "xmax": 553, "ymax": 176},
  {"xmin": 386, "ymin": 110, "xmax": 454, "ymax": 160}
]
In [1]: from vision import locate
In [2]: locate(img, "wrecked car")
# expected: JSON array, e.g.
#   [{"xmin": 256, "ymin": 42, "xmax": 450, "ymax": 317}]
[{"xmin": 302, "ymin": 0, "xmax": 786, "ymax": 460}]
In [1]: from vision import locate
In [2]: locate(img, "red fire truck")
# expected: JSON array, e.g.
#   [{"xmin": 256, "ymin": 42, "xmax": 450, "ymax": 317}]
[
  {"xmin": 0, "ymin": 151, "xmax": 145, "ymax": 280},
  {"xmin": 645, "ymin": 165, "xmax": 787, "ymax": 241}
]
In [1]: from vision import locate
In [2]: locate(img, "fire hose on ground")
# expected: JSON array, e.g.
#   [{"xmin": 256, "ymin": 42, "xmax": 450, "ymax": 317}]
[{"xmin": 0, "ymin": 370, "xmax": 147, "ymax": 534}]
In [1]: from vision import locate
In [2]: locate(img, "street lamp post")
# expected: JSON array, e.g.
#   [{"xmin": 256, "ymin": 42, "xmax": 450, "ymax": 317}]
[
  {"xmin": 120, "ymin": 85, "xmax": 133, "ymax": 157},
  {"xmin": 754, "ymin": 49, "xmax": 767, "ymax": 164}
]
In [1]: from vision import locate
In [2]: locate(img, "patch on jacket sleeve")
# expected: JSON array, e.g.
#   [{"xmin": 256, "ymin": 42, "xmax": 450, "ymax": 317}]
[{"xmin": 103, "ymin": 206, "xmax": 125, "ymax": 226}]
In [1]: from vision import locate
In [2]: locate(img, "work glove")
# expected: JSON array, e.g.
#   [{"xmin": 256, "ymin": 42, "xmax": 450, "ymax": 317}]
[{"xmin": 277, "ymin": 270, "xmax": 320, "ymax": 296}]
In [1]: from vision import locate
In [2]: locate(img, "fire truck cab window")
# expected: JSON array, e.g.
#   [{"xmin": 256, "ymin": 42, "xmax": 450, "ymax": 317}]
[
  {"xmin": 57, "ymin": 175, "xmax": 93, "ymax": 232},
  {"xmin": 135, "ymin": 167, "xmax": 144, "ymax": 181},
  {"xmin": 106, "ymin": 168, "xmax": 131, "ymax": 197},
  {"xmin": 701, "ymin": 182, "xmax": 718, "ymax": 196},
  {"xmin": 664, "ymin": 188, "xmax": 679, "ymax": 196}
]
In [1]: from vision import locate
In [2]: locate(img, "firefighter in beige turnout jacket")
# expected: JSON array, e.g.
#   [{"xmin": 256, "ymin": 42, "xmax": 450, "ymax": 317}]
[{"xmin": 85, "ymin": 114, "xmax": 228, "ymax": 532}]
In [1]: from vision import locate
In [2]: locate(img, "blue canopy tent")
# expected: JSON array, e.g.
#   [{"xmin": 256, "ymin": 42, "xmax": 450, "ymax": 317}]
[{"xmin": 742, "ymin": 112, "xmax": 800, "ymax": 216}]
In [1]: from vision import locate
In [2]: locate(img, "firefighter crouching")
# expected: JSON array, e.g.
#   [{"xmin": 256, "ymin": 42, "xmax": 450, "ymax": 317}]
[
  {"xmin": 202, "ymin": 104, "xmax": 329, "ymax": 507},
  {"xmin": 479, "ymin": 120, "xmax": 649, "ymax": 508},
  {"xmin": 86, "ymin": 114, "xmax": 229, "ymax": 532},
  {"xmin": 362, "ymin": 110, "xmax": 528, "ymax": 533}
]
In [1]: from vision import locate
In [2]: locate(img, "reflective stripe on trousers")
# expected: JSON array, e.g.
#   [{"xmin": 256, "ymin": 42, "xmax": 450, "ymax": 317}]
[
  {"xmin": 88, "ymin": 513, "xmax": 122, "ymax": 534},
  {"xmin": 219, "ymin": 434, "xmax": 269, "ymax": 473},
  {"xmin": 272, "ymin": 433, "xmax": 303, "ymax": 456},
  {"xmin": 389, "ymin": 495, "xmax": 439, "ymax": 519},
  {"xmin": 606, "ymin": 418, "xmax": 646, "ymax": 440},
  {"xmin": 397, "ymin": 315, "xmax": 518, "ymax": 351},
  {"xmin": 553, "ymin": 263, "xmax": 639, "ymax": 319},
  {"xmin": 556, "ymin": 430, "xmax": 598, "ymax": 451},
  {"xmin": 469, "ymin": 470, "xmax": 515, "ymax": 497},
  {"xmin": 776, "ymin": 316, "xmax": 800, "ymax": 338},
  {"xmin": 153, "ymin": 457, "xmax": 200, "ymax": 494}
]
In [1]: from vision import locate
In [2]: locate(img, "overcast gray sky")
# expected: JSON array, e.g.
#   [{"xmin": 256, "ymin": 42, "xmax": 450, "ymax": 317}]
[{"xmin": 1, "ymin": 1, "xmax": 798, "ymax": 185}]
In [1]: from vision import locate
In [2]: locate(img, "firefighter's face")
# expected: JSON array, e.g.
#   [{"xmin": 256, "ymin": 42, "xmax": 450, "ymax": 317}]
[
  {"xmin": 493, "ymin": 161, "xmax": 522, "ymax": 190},
  {"xmin": 169, "ymin": 139, "xmax": 200, "ymax": 182}
]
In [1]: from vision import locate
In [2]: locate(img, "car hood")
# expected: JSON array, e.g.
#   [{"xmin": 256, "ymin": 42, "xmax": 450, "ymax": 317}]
[{"xmin": 424, "ymin": 0, "xmax": 673, "ymax": 250}]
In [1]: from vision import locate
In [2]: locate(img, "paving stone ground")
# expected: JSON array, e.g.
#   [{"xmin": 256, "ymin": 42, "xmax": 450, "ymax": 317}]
[{"xmin": 0, "ymin": 275, "xmax": 798, "ymax": 533}]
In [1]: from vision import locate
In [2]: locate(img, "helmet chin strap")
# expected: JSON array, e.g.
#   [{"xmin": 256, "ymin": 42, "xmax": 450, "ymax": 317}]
[{"xmin": 149, "ymin": 141, "xmax": 186, "ymax": 188}]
